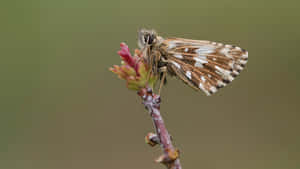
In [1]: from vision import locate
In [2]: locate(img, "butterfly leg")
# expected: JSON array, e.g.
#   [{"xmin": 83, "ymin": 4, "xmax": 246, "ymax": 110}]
[
  {"xmin": 147, "ymin": 50, "xmax": 161, "ymax": 83},
  {"xmin": 146, "ymin": 47, "xmax": 154, "ymax": 82},
  {"xmin": 158, "ymin": 66, "xmax": 167, "ymax": 95}
]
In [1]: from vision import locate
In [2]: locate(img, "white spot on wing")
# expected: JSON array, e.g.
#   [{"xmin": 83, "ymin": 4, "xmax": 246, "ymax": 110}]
[
  {"xmin": 239, "ymin": 60, "xmax": 247, "ymax": 65},
  {"xmin": 168, "ymin": 42, "xmax": 176, "ymax": 49},
  {"xmin": 229, "ymin": 62, "xmax": 234, "ymax": 68},
  {"xmin": 220, "ymin": 48, "xmax": 232, "ymax": 58},
  {"xmin": 199, "ymin": 83, "xmax": 204, "ymax": 90},
  {"xmin": 201, "ymin": 76, "xmax": 206, "ymax": 82},
  {"xmin": 194, "ymin": 57, "xmax": 208, "ymax": 68},
  {"xmin": 242, "ymin": 51, "xmax": 248, "ymax": 58},
  {"xmin": 228, "ymin": 76, "xmax": 234, "ymax": 81},
  {"xmin": 195, "ymin": 62, "xmax": 203, "ymax": 68},
  {"xmin": 174, "ymin": 54, "xmax": 183, "ymax": 59},
  {"xmin": 233, "ymin": 70, "xmax": 239, "ymax": 75},
  {"xmin": 215, "ymin": 66, "xmax": 234, "ymax": 81},
  {"xmin": 236, "ymin": 65, "xmax": 243, "ymax": 70},
  {"xmin": 210, "ymin": 86, "xmax": 217, "ymax": 93},
  {"xmin": 184, "ymin": 48, "xmax": 188, "ymax": 52},
  {"xmin": 199, "ymin": 83, "xmax": 210, "ymax": 96},
  {"xmin": 195, "ymin": 46, "xmax": 215, "ymax": 55},
  {"xmin": 215, "ymin": 66, "xmax": 225, "ymax": 73},
  {"xmin": 235, "ymin": 46, "xmax": 241, "ymax": 50},
  {"xmin": 197, "ymin": 55, "xmax": 207, "ymax": 59},
  {"xmin": 171, "ymin": 61, "xmax": 181, "ymax": 69},
  {"xmin": 225, "ymin": 44, "xmax": 232, "ymax": 48},
  {"xmin": 217, "ymin": 80, "xmax": 226, "ymax": 87},
  {"xmin": 186, "ymin": 71, "xmax": 192, "ymax": 80}
]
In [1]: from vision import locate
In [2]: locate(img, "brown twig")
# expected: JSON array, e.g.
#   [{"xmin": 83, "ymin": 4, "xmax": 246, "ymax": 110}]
[
  {"xmin": 138, "ymin": 88, "xmax": 182, "ymax": 169},
  {"xmin": 110, "ymin": 43, "xmax": 182, "ymax": 168}
]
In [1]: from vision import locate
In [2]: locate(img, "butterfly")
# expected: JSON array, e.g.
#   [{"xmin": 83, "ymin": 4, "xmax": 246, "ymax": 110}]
[{"xmin": 138, "ymin": 29, "xmax": 248, "ymax": 96}]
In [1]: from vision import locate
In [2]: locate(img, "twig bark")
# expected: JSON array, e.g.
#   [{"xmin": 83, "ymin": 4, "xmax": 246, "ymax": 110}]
[{"xmin": 138, "ymin": 88, "xmax": 182, "ymax": 169}]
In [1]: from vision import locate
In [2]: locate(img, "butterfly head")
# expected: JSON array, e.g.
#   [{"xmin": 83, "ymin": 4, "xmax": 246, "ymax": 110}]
[{"xmin": 138, "ymin": 29, "xmax": 158, "ymax": 49}]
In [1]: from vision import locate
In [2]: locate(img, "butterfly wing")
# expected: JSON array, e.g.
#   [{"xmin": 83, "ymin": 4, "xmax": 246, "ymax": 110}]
[{"xmin": 160, "ymin": 38, "xmax": 248, "ymax": 96}]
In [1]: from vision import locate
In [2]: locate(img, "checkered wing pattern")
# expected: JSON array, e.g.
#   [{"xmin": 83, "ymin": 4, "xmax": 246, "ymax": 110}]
[{"xmin": 161, "ymin": 38, "xmax": 248, "ymax": 96}]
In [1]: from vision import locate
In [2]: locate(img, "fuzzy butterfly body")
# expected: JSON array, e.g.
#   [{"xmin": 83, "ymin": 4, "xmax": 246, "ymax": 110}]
[{"xmin": 138, "ymin": 29, "xmax": 248, "ymax": 96}]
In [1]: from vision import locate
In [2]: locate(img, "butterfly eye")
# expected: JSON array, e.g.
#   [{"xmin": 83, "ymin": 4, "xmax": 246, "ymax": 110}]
[
  {"xmin": 148, "ymin": 35, "xmax": 154, "ymax": 44},
  {"xmin": 144, "ymin": 35, "xmax": 149, "ymax": 44},
  {"xmin": 144, "ymin": 34, "xmax": 155, "ymax": 45}
]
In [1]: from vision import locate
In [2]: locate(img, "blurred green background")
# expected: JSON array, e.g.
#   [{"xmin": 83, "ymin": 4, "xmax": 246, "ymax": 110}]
[{"xmin": 1, "ymin": 0, "xmax": 300, "ymax": 169}]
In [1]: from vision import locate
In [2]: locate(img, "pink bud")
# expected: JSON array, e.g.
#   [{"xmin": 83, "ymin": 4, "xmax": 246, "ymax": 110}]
[{"xmin": 117, "ymin": 43, "xmax": 139, "ymax": 76}]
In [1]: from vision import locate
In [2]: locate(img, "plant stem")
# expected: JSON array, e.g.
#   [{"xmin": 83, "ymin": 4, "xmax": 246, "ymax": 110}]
[{"xmin": 139, "ymin": 88, "xmax": 182, "ymax": 169}]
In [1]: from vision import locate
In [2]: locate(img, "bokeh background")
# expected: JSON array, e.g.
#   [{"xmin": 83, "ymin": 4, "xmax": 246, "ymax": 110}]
[{"xmin": 1, "ymin": 0, "xmax": 300, "ymax": 169}]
